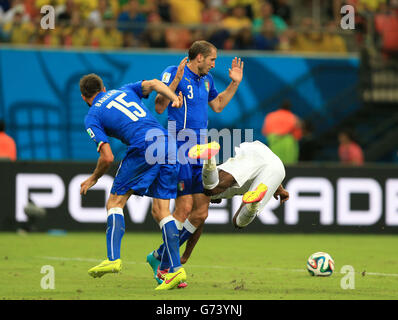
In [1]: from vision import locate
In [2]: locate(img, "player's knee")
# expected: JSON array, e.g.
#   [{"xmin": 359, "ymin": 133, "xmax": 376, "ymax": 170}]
[
  {"xmin": 151, "ymin": 205, "xmax": 170, "ymax": 222},
  {"xmin": 189, "ymin": 207, "xmax": 208, "ymax": 224},
  {"xmin": 175, "ymin": 200, "xmax": 193, "ymax": 217},
  {"xmin": 106, "ymin": 198, "xmax": 123, "ymax": 211}
]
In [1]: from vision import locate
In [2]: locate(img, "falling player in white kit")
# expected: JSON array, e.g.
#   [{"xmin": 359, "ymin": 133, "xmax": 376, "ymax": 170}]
[{"xmin": 188, "ymin": 140, "xmax": 289, "ymax": 228}]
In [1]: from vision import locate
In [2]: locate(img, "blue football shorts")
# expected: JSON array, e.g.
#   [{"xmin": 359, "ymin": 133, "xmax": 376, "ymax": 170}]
[
  {"xmin": 111, "ymin": 139, "xmax": 178, "ymax": 199},
  {"xmin": 175, "ymin": 129, "xmax": 207, "ymax": 197}
]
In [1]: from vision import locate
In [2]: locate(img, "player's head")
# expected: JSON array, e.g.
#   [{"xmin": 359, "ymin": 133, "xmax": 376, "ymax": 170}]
[
  {"xmin": 188, "ymin": 40, "xmax": 217, "ymax": 76},
  {"xmin": 79, "ymin": 73, "xmax": 106, "ymax": 106}
]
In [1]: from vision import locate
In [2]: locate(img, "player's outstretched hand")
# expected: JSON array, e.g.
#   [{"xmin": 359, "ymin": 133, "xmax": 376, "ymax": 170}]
[
  {"xmin": 171, "ymin": 91, "xmax": 183, "ymax": 108},
  {"xmin": 80, "ymin": 176, "xmax": 98, "ymax": 195},
  {"xmin": 176, "ymin": 57, "xmax": 188, "ymax": 81},
  {"xmin": 229, "ymin": 57, "xmax": 244, "ymax": 84},
  {"xmin": 274, "ymin": 186, "xmax": 289, "ymax": 204}
]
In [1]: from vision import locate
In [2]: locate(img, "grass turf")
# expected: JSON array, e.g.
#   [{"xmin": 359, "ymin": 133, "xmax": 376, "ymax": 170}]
[{"xmin": 1, "ymin": 232, "xmax": 397, "ymax": 300}]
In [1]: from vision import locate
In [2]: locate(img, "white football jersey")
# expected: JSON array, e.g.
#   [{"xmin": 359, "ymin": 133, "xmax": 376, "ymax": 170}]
[{"xmin": 211, "ymin": 140, "xmax": 285, "ymax": 200}]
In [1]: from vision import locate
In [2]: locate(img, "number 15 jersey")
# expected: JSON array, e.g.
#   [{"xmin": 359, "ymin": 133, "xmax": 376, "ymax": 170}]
[{"xmin": 84, "ymin": 81, "xmax": 168, "ymax": 153}]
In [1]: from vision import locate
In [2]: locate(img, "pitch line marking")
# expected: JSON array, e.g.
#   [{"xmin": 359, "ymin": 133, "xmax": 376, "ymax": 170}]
[{"xmin": 38, "ymin": 256, "xmax": 398, "ymax": 278}]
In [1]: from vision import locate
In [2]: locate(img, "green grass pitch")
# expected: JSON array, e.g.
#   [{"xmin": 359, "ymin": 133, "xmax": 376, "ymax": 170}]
[{"xmin": 1, "ymin": 232, "xmax": 397, "ymax": 300}]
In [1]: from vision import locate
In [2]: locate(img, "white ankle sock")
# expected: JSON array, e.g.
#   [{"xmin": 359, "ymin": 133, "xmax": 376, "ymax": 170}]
[{"xmin": 202, "ymin": 158, "xmax": 219, "ymax": 189}]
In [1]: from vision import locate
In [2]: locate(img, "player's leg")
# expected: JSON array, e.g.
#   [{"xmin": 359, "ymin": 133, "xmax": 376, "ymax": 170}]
[
  {"xmin": 173, "ymin": 194, "xmax": 193, "ymax": 225},
  {"xmin": 152, "ymin": 197, "xmax": 187, "ymax": 290},
  {"xmin": 188, "ymin": 141, "xmax": 220, "ymax": 190},
  {"xmin": 88, "ymin": 191, "xmax": 133, "ymax": 278},
  {"xmin": 233, "ymin": 159, "xmax": 285, "ymax": 228},
  {"xmin": 152, "ymin": 175, "xmax": 211, "ymax": 276},
  {"xmin": 179, "ymin": 192, "xmax": 210, "ymax": 262},
  {"xmin": 151, "ymin": 195, "xmax": 192, "ymax": 269},
  {"xmin": 147, "ymin": 164, "xmax": 193, "ymax": 280},
  {"xmin": 143, "ymin": 160, "xmax": 187, "ymax": 290}
]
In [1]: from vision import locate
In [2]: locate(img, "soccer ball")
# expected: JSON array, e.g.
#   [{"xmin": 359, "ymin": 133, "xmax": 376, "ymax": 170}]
[{"xmin": 307, "ymin": 252, "xmax": 335, "ymax": 277}]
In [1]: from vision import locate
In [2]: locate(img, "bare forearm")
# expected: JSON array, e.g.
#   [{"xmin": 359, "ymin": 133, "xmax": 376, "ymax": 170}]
[
  {"xmin": 155, "ymin": 76, "xmax": 182, "ymax": 113},
  {"xmin": 151, "ymin": 79, "xmax": 178, "ymax": 101},
  {"xmin": 213, "ymin": 81, "xmax": 240, "ymax": 112},
  {"xmin": 92, "ymin": 156, "xmax": 112, "ymax": 180}
]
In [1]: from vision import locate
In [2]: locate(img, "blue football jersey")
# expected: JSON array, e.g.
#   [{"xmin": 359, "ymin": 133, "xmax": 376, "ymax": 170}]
[
  {"xmin": 84, "ymin": 81, "xmax": 167, "ymax": 153},
  {"xmin": 160, "ymin": 65, "xmax": 219, "ymax": 131}
]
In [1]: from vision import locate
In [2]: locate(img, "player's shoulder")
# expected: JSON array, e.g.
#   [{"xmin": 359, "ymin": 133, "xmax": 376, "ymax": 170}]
[
  {"xmin": 84, "ymin": 112, "xmax": 98, "ymax": 128},
  {"xmin": 161, "ymin": 65, "xmax": 177, "ymax": 83},
  {"xmin": 118, "ymin": 82, "xmax": 139, "ymax": 93},
  {"xmin": 162, "ymin": 65, "xmax": 178, "ymax": 74},
  {"xmin": 85, "ymin": 107, "xmax": 100, "ymax": 118}
]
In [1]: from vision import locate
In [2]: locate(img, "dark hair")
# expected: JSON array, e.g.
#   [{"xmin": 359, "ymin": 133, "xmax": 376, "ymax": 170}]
[
  {"xmin": 0, "ymin": 120, "xmax": 4, "ymax": 132},
  {"xmin": 79, "ymin": 73, "xmax": 104, "ymax": 98},
  {"xmin": 188, "ymin": 40, "xmax": 217, "ymax": 60}
]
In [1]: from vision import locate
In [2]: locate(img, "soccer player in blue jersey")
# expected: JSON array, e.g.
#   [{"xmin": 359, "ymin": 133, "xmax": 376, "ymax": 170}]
[
  {"xmin": 146, "ymin": 40, "xmax": 244, "ymax": 285},
  {"xmin": 79, "ymin": 73, "xmax": 186, "ymax": 290}
]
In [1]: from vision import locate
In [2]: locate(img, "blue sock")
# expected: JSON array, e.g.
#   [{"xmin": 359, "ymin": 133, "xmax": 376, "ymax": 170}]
[
  {"xmin": 160, "ymin": 218, "xmax": 181, "ymax": 273},
  {"xmin": 179, "ymin": 226, "xmax": 194, "ymax": 245},
  {"xmin": 158, "ymin": 220, "xmax": 196, "ymax": 270},
  {"xmin": 106, "ymin": 211, "xmax": 125, "ymax": 261},
  {"xmin": 159, "ymin": 244, "xmax": 170, "ymax": 270}
]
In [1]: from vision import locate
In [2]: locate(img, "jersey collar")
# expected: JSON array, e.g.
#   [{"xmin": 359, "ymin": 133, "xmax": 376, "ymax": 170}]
[
  {"xmin": 91, "ymin": 91, "xmax": 106, "ymax": 106},
  {"xmin": 185, "ymin": 65, "xmax": 202, "ymax": 81}
]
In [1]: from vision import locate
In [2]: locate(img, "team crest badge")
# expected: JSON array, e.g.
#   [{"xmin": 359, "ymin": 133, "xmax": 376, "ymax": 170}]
[
  {"xmin": 204, "ymin": 80, "xmax": 210, "ymax": 92},
  {"xmin": 178, "ymin": 181, "xmax": 185, "ymax": 192}
]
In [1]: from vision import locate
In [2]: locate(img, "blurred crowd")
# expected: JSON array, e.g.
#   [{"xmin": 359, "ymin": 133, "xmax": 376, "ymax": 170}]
[{"xmin": 0, "ymin": 0, "xmax": 397, "ymax": 53}]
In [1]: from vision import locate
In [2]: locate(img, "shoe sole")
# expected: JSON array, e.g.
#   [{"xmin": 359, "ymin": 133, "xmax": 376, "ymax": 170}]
[
  {"xmin": 188, "ymin": 142, "xmax": 220, "ymax": 160},
  {"xmin": 88, "ymin": 267, "xmax": 121, "ymax": 278},
  {"xmin": 177, "ymin": 282, "xmax": 188, "ymax": 289},
  {"xmin": 242, "ymin": 183, "xmax": 268, "ymax": 204}
]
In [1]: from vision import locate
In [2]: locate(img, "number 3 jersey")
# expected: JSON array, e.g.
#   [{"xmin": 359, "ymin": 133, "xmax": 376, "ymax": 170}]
[
  {"xmin": 84, "ymin": 81, "xmax": 168, "ymax": 153},
  {"xmin": 160, "ymin": 65, "xmax": 218, "ymax": 131}
]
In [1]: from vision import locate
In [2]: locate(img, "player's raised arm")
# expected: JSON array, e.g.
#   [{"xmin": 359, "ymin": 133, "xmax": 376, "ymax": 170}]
[
  {"xmin": 155, "ymin": 57, "xmax": 187, "ymax": 114},
  {"xmin": 142, "ymin": 79, "xmax": 183, "ymax": 109},
  {"xmin": 209, "ymin": 57, "xmax": 244, "ymax": 113},
  {"xmin": 80, "ymin": 143, "xmax": 114, "ymax": 195}
]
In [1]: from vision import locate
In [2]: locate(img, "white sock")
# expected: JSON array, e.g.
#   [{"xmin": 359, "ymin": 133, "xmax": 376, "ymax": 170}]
[
  {"xmin": 107, "ymin": 207, "xmax": 124, "ymax": 217},
  {"xmin": 175, "ymin": 219, "xmax": 184, "ymax": 231},
  {"xmin": 204, "ymin": 157, "xmax": 217, "ymax": 170},
  {"xmin": 202, "ymin": 158, "xmax": 219, "ymax": 190},
  {"xmin": 158, "ymin": 215, "xmax": 175, "ymax": 230},
  {"xmin": 182, "ymin": 219, "xmax": 197, "ymax": 234},
  {"xmin": 236, "ymin": 204, "xmax": 258, "ymax": 228}
]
